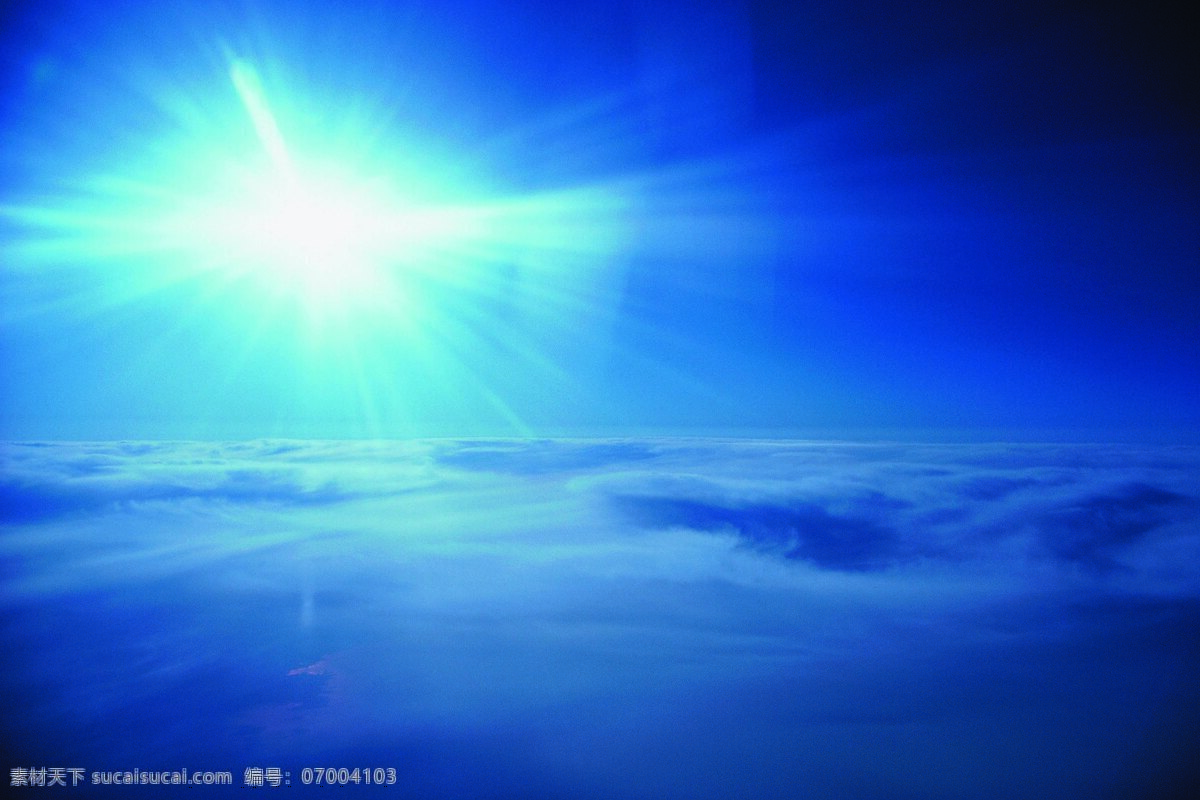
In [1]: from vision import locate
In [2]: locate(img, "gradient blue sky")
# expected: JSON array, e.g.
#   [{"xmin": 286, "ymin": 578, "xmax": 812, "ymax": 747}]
[{"xmin": 1, "ymin": 0, "xmax": 1196, "ymax": 440}]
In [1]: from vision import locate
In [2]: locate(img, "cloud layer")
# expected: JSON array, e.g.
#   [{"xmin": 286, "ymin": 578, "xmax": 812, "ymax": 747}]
[{"xmin": 2, "ymin": 439, "xmax": 1198, "ymax": 798}]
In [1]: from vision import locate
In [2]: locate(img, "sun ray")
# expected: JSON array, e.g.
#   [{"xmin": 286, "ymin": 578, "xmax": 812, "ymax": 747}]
[
  {"xmin": 228, "ymin": 60, "xmax": 293, "ymax": 175},
  {"xmin": 2, "ymin": 22, "xmax": 773, "ymax": 434}
]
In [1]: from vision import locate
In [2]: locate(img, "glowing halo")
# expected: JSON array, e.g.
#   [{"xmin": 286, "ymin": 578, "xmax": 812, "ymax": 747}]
[{"xmin": 0, "ymin": 29, "xmax": 660, "ymax": 434}]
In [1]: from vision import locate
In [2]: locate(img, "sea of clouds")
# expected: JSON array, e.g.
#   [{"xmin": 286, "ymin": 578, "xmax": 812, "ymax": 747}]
[{"xmin": 2, "ymin": 439, "xmax": 1198, "ymax": 798}]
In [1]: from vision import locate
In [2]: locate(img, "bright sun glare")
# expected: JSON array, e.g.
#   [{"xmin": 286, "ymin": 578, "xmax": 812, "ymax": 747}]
[
  {"xmin": 190, "ymin": 61, "xmax": 413, "ymax": 314},
  {"xmin": 2, "ymin": 47, "xmax": 636, "ymax": 363},
  {"xmin": 197, "ymin": 163, "xmax": 398, "ymax": 307}
]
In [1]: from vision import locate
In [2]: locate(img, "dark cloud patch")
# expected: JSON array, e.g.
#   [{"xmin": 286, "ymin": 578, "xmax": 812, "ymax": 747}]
[
  {"xmin": 1036, "ymin": 483, "xmax": 1192, "ymax": 570},
  {"xmin": 433, "ymin": 438, "xmax": 662, "ymax": 475},
  {"xmin": 615, "ymin": 494, "xmax": 917, "ymax": 571},
  {"xmin": 0, "ymin": 469, "xmax": 357, "ymax": 524},
  {"xmin": 254, "ymin": 442, "xmax": 305, "ymax": 457},
  {"xmin": 56, "ymin": 455, "xmax": 124, "ymax": 478},
  {"xmin": 113, "ymin": 441, "xmax": 177, "ymax": 457},
  {"xmin": 0, "ymin": 478, "xmax": 104, "ymax": 523},
  {"xmin": 216, "ymin": 470, "xmax": 353, "ymax": 506},
  {"xmin": 951, "ymin": 444, "xmax": 1199, "ymax": 473},
  {"xmin": 955, "ymin": 475, "xmax": 1043, "ymax": 501}
]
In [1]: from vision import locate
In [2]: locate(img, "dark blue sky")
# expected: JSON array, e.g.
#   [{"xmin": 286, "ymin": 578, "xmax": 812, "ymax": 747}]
[{"xmin": 1, "ymin": 0, "xmax": 1196, "ymax": 439}]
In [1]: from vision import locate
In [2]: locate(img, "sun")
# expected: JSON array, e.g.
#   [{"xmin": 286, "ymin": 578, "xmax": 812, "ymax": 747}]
[
  {"xmin": 171, "ymin": 61, "xmax": 411, "ymax": 317},
  {"xmin": 191, "ymin": 158, "xmax": 402, "ymax": 314},
  {"xmin": 232, "ymin": 171, "xmax": 381, "ymax": 282},
  {"xmin": 1, "ymin": 47, "xmax": 636, "ymax": 371}
]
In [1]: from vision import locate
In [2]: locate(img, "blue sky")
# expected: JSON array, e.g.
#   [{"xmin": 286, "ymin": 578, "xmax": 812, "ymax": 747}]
[
  {"xmin": 4, "ymin": 7, "xmax": 1198, "ymax": 796},
  {"xmin": 1, "ymin": 0, "xmax": 1196, "ymax": 439}
]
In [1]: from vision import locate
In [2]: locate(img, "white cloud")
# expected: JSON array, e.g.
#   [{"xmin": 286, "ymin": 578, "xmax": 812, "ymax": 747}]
[{"xmin": 2, "ymin": 439, "xmax": 1198, "ymax": 798}]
